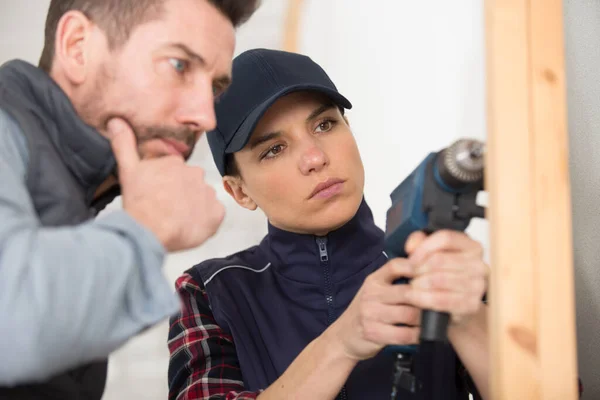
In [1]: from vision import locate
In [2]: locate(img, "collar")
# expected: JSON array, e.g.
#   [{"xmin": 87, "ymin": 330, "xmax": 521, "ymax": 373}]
[
  {"xmin": 0, "ymin": 59, "xmax": 119, "ymax": 208},
  {"xmin": 262, "ymin": 198, "xmax": 385, "ymax": 284}
]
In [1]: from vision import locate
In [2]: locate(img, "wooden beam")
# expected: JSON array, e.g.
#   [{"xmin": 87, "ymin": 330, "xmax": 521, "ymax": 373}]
[
  {"xmin": 282, "ymin": 0, "xmax": 304, "ymax": 53},
  {"xmin": 485, "ymin": 0, "xmax": 578, "ymax": 399}
]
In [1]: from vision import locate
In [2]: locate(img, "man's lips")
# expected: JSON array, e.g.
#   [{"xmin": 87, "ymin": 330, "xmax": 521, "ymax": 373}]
[
  {"xmin": 160, "ymin": 138, "xmax": 191, "ymax": 158},
  {"xmin": 309, "ymin": 178, "xmax": 346, "ymax": 199}
]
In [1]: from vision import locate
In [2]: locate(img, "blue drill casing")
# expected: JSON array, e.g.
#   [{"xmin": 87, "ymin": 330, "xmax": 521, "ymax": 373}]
[{"xmin": 383, "ymin": 152, "xmax": 437, "ymax": 354}]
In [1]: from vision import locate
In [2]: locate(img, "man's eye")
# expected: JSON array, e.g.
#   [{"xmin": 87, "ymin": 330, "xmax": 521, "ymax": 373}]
[
  {"xmin": 213, "ymin": 85, "xmax": 225, "ymax": 99},
  {"xmin": 315, "ymin": 120, "xmax": 335, "ymax": 133},
  {"xmin": 169, "ymin": 58, "xmax": 188, "ymax": 74}
]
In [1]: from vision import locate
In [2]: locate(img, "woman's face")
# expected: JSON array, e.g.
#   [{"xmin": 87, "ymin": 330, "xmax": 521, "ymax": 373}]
[{"xmin": 224, "ymin": 91, "xmax": 365, "ymax": 235}]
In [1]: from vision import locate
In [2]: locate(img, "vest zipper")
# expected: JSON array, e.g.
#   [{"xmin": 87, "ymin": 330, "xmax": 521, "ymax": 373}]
[
  {"xmin": 316, "ymin": 237, "xmax": 348, "ymax": 400},
  {"xmin": 316, "ymin": 237, "xmax": 335, "ymax": 324}
]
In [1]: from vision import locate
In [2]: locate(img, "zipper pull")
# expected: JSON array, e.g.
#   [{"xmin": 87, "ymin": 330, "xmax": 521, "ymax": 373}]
[{"xmin": 316, "ymin": 237, "xmax": 329, "ymax": 262}]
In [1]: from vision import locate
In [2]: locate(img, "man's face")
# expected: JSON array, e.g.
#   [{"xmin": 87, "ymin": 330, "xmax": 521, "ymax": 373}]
[
  {"xmin": 77, "ymin": 0, "xmax": 235, "ymax": 160},
  {"xmin": 230, "ymin": 92, "xmax": 365, "ymax": 235}
]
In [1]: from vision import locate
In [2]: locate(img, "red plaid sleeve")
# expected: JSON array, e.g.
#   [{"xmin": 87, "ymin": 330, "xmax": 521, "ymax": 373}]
[{"xmin": 168, "ymin": 273, "xmax": 260, "ymax": 400}]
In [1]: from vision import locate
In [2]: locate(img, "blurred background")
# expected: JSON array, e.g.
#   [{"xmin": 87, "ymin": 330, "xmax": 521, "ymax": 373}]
[{"xmin": 1, "ymin": 0, "xmax": 599, "ymax": 398}]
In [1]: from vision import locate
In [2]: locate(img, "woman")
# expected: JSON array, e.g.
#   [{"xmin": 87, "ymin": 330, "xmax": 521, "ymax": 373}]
[{"xmin": 168, "ymin": 48, "xmax": 489, "ymax": 400}]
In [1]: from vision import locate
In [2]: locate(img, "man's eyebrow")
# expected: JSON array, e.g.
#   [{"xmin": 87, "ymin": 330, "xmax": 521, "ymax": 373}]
[
  {"xmin": 306, "ymin": 103, "xmax": 336, "ymax": 122},
  {"xmin": 249, "ymin": 132, "xmax": 282, "ymax": 150},
  {"xmin": 165, "ymin": 43, "xmax": 232, "ymax": 88},
  {"xmin": 166, "ymin": 42, "xmax": 206, "ymax": 65}
]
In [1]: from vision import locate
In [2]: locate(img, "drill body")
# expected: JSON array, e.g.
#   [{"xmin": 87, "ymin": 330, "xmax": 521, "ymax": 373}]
[
  {"xmin": 383, "ymin": 152, "xmax": 438, "ymax": 355},
  {"xmin": 385, "ymin": 152, "xmax": 437, "ymax": 259},
  {"xmin": 383, "ymin": 139, "xmax": 486, "ymax": 388}
]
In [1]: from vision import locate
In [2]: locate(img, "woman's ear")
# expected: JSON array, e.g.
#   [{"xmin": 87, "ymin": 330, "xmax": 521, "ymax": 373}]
[{"xmin": 223, "ymin": 176, "xmax": 258, "ymax": 211}]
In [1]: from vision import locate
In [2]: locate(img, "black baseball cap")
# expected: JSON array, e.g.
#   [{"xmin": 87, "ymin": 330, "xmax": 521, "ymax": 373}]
[{"xmin": 207, "ymin": 48, "xmax": 352, "ymax": 176}]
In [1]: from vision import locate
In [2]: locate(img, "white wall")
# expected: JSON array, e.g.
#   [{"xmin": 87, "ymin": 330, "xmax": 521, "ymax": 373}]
[{"xmin": 0, "ymin": 0, "xmax": 598, "ymax": 399}]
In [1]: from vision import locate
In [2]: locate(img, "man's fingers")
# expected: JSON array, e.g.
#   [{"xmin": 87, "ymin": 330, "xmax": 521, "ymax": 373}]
[
  {"xmin": 107, "ymin": 118, "xmax": 140, "ymax": 176},
  {"xmin": 408, "ymin": 230, "xmax": 483, "ymax": 264}
]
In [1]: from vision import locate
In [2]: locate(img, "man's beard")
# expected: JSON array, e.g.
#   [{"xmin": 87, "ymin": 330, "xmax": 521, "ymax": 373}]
[
  {"xmin": 134, "ymin": 124, "xmax": 198, "ymax": 159},
  {"xmin": 97, "ymin": 114, "xmax": 198, "ymax": 161}
]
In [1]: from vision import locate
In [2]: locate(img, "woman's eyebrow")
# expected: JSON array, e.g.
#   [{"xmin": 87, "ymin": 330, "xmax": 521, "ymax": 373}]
[
  {"xmin": 306, "ymin": 104, "xmax": 335, "ymax": 122},
  {"xmin": 249, "ymin": 131, "xmax": 282, "ymax": 150}
]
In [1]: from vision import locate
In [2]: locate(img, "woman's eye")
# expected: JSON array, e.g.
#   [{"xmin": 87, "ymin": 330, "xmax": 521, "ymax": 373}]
[
  {"xmin": 263, "ymin": 144, "xmax": 285, "ymax": 159},
  {"xmin": 315, "ymin": 120, "xmax": 334, "ymax": 133},
  {"xmin": 169, "ymin": 58, "xmax": 188, "ymax": 74}
]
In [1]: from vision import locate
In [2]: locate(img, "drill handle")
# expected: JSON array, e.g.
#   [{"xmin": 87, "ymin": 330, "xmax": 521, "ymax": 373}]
[
  {"xmin": 420, "ymin": 310, "xmax": 450, "ymax": 342},
  {"xmin": 414, "ymin": 229, "xmax": 451, "ymax": 343}
]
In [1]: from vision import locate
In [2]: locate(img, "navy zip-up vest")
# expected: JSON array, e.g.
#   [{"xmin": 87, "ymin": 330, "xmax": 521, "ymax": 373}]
[{"xmin": 190, "ymin": 199, "xmax": 472, "ymax": 399}]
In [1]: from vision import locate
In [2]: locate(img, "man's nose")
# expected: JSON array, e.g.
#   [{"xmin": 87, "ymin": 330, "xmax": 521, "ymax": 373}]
[{"xmin": 176, "ymin": 86, "xmax": 217, "ymax": 133}]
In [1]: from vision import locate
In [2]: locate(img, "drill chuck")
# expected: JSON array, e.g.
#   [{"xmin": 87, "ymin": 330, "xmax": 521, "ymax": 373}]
[{"xmin": 436, "ymin": 139, "xmax": 485, "ymax": 191}]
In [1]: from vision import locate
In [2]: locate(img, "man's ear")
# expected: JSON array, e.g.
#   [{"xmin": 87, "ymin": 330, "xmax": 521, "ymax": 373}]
[
  {"xmin": 223, "ymin": 176, "xmax": 258, "ymax": 211},
  {"xmin": 53, "ymin": 10, "xmax": 96, "ymax": 84}
]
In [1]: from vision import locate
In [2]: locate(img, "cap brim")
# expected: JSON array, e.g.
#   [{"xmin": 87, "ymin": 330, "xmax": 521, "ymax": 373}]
[{"xmin": 224, "ymin": 84, "xmax": 352, "ymax": 154}]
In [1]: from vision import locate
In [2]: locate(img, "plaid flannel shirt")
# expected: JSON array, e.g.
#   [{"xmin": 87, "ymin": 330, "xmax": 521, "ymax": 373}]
[{"xmin": 167, "ymin": 273, "xmax": 261, "ymax": 400}]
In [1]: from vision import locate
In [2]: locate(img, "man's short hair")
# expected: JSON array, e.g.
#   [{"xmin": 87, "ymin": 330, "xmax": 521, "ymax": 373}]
[{"xmin": 38, "ymin": 0, "xmax": 260, "ymax": 73}]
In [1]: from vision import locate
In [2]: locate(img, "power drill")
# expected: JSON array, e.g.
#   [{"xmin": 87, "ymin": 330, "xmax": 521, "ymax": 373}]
[{"xmin": 383, "ymin": 138, "xmax": 486, "ymax": 398}]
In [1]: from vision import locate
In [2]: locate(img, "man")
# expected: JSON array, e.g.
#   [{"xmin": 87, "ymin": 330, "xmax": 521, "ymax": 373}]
[
  {"xmin": 168, "ymin": 49, "xmax": 489, "ymax": 399},
  {"xmin": 0, "ymin": 0, "xmax": 259, "ymax": 398}
]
